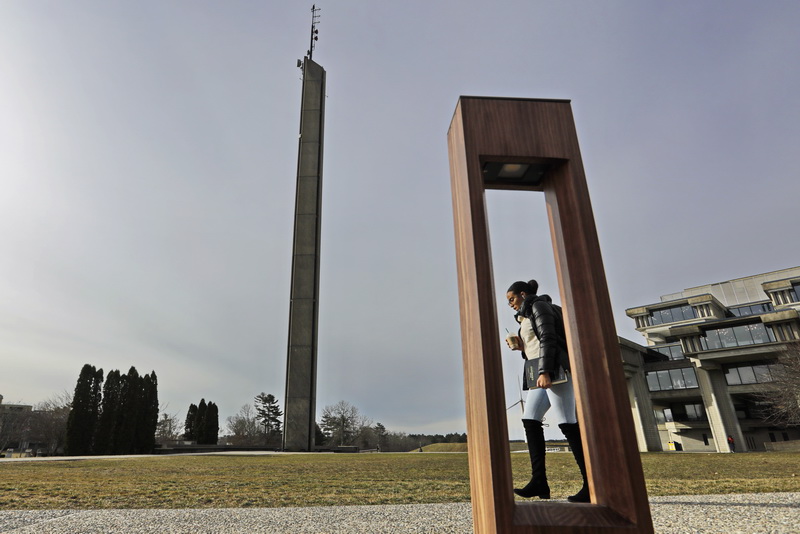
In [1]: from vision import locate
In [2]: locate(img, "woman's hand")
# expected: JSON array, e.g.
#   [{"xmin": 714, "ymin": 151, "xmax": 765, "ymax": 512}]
[{"xmin": 536, "ymin": 373, "xmax": 552, "ymax": 389}]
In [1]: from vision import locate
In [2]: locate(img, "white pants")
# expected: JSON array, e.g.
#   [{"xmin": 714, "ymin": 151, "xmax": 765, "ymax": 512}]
[{"xmin": 522, "ymin": 371, "xmax": 577, "ymax": 425}]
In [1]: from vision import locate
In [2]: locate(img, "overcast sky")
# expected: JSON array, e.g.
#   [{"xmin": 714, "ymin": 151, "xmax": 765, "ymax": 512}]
[{"xmin": 2, "ymin": 1, "xmax": 799, "ymax": 441}]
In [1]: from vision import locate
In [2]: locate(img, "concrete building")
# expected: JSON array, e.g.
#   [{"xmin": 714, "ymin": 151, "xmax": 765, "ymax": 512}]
[
  {"xmin": 0, "ymin": 394, "xmax": 33, "ymax": 417},
  {"xmin": 624, "ymin": 267, "xmax": 800, "ymax": 452},
  {"xmin": 0, "ymin": 395, "xmax": 34, "ymax": 453}
]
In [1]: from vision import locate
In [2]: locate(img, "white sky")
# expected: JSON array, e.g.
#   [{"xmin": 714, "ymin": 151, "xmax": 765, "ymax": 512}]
[{"xmin": 1, "ymin": 1, "xmax": 798, "ymax": 441}]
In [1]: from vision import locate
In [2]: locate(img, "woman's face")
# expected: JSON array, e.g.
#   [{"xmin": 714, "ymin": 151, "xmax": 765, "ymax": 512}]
[{"xmin": 507, "ymin": 291, "xmax": 524, "ymax": 311}]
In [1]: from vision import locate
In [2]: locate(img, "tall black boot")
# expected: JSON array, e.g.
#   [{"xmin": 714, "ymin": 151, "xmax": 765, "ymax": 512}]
[
  {"xmin": 514, "ymin": 419, "xmax": 550, "ymax": 499},
  {"xmin": 559, "ymin": 422, "xmax": 589, "ymax": 503}
]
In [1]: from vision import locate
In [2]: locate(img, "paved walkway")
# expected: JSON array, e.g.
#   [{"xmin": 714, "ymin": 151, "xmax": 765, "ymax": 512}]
[{"xmin": 1, "ymin": 493, "xmax": 797, "ymax": 533}]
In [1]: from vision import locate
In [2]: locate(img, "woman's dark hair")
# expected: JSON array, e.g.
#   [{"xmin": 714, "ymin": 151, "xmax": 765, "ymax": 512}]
[{"xmin": 507, "ymin": 279, "xmax": 538, "ymax": 295}]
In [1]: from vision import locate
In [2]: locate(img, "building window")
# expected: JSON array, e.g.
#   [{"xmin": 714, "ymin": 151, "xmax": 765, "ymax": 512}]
[
  {"xmin": 699, "ymin": 322, "xmax": 776, "ymax": 351},
  {"xmin": 725, "ymin": 363, "xmax": 778, "ymax": 386},
  {"xmin": 770, "ymin": 286, "xmax": 800, "ymax": 306},
  {"xmin": 653, "ymin": 344, "xmax": 685, "ymax": 361},
  {"xmin": 725, "ymin": 367, "xmax": 741, "ymax": 385},
  {"xmin": 669, "ymin": 369, "xmax": 686, "ymax": 388},
  {"xmin": 753, "ymin": 364, "xmax": 772, "ymax": 382},
  {"xmin": 649, "ymin": 305, "xmax": 696, "ymax": 326},
  {"xmin": 646, "ymin": 367, "xmax": 699, "ymax": 392},
  {"xmin": 646, "ymin": 373, "xmax": 661, "ymax": 391},
  {"xmin": 661, "ymin": 403, "xmax": 707, "ymax": 422},
  {"xmin": 685, "ymin": 403, "xmax": 705, "ymax": 421},
  {"xmin": 681, "ymin": 336, "xmax": 703, "ymax": 353},
  {"xmin": 683, "ymin": 367, "xmax": 699, "ymax": 388},
  {"xmin": 695, "ymin": 304, "xmax": 712, "ymax": 318},
  {"xmin": 719, "ymin": 327, "xmax": 737, "ymax": 348},
  {"xmin": 739, "ymin": 366, "xmax": 757, "ymax": 384},
  {"xmin": 702, "ymin": 329, "xmax": 720, "ymax": 350},
  {"xmin": 729, "ymin": 302, "xmax": 774, "ymax": 317},
  {"xmin": 657, "ymin": 370, "xmax": 673, "ymax": 391},
  {"xmin": 769, "ymin": 432, "xmax": 777, "ymax": 442},
  {"xmin": 653, "ymin": 409, "xmax": 666, "ymax": 424},
  {"xmin": 770, "ymin": 322, "xmax": 800, "ymax": 342},
  {"xmin": 783, "ymin": 432, "xmax": 790, "ymax": 441}
]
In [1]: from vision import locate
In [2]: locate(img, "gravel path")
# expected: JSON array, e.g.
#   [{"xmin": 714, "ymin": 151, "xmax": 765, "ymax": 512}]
[{"xmin": 0, "ymin": 493, "xmax": 796, "ymax": 533}]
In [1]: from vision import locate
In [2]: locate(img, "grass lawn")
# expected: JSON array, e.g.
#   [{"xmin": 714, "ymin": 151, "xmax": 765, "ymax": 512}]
[{"xmin": 0, "ymin": 452, "xmax": 798, "ymax": 510}]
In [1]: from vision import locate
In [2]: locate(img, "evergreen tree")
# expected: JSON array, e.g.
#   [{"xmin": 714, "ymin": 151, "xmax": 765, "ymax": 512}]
[
  {"xmin": 135, "ymin": 371, "xmax": 159, "ymax": 453},
  {"xmin": 374, "ymin": 422, "xmax": 388, "ymax": 451},
  {"xmin": 114, "ymin": 367, "xmax": 141, "ymax": 454},
  {"xmin": 65, "ymin": 364, "xmax": 104, "ymax": 455},
  {"xmin": 202, "ymin": 402, "xmax": 219, "ymax": 445},
  {"xmin": 314, "ymin": 422, "xmax": 326, "ymax": 447},
  {"xmin": 66, "ymin": 364, "xmax": 159, "ymax": 456},
  {"xmin": 184, "ymin": 403, "xmax": 198, "ymax": 441},
  {"xmin": 89, "ymin": 367, "xmax": 104, "ymax": 452},
  {"xmin": 254, "ymin": 393, "xmax": 269, "ymax": 439},
  {"xmin": 194, "ymin": 399, "xmax": 208, "ymax": 443},
  {"xmin": 255, "ymin": 393, "xmax": 283, "ymax": 446},
  {"xmin": 146, "ymin": 372, "xmax": 159, "ymax": 449},
  {"xmin": 93, "ymin": 370, "xmax": 122, "ymax": 455},
  {"xmin": 267, "ymin": 396, "xmax": 283, "ymax": 436}
]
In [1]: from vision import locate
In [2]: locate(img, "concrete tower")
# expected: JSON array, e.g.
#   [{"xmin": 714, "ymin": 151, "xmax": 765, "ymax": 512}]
[{"xmin": 282, "ymin": 46, "xmax": 326, "ymax": 451}]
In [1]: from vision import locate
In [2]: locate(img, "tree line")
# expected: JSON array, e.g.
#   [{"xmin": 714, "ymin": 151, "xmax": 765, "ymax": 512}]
[
  {"xmin": 65, "ymin": 364, "xmax": 159, "ymax": 456},
  {"xmin": 221, "ymin": 397, "xmax": 466, "ymax": 452},
  {"xmin": 317, "ymin": 400, "xmax": 466, "ymax": 451}
]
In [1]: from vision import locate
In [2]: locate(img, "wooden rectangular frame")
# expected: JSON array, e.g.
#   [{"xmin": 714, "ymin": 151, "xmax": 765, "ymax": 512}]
[{"xmin": 447, "ymin": 97, "xmax": 653, "ymax": 533}]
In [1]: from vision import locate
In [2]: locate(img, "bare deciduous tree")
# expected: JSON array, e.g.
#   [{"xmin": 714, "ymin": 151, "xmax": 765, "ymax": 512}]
[
  {"xmin": 155, "ymin": 410, "xmax": 182, "ymax": 445},
  {"xmin": 319, "ymin": 400, "xmax": 372, "ymax": 447},
  {"xmin": 756, "ymin": 341, "xmax": 800, "ymax": 427},
  {"xmin": 225, "ymin": 404, "xmax": 261, "ymax": 446},
  {"xmin": 30, "ymin": 391, "xmax": 73, "ymax": 454}
]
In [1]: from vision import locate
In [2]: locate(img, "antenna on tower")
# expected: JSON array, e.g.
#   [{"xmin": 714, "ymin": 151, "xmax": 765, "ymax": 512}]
[{"xmin": 308, "ymin": 4, "xmax": 321, "ymax": 60}]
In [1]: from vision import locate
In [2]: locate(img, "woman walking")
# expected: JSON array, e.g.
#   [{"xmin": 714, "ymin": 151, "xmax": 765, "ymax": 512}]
[{"xmin": 505, "ymin": 279, "xmax": 589, "ymax": 503}]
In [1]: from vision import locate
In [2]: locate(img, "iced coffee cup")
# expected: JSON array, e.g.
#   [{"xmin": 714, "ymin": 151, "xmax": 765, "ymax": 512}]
[{"xmin": 506, "ymin": 332, "xmax": 521, "ymax": 350}]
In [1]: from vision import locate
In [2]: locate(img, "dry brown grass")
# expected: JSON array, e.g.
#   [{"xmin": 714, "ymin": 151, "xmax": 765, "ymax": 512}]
[{"xmin": 0, "ymin": 451, "xmax": 798, "ymax": 509}]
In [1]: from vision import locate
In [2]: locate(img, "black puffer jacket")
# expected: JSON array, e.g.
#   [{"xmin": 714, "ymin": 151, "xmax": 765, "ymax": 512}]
[{"xmin": 516, "ymin": 294, "xmax": 570, "ymax": 376}]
